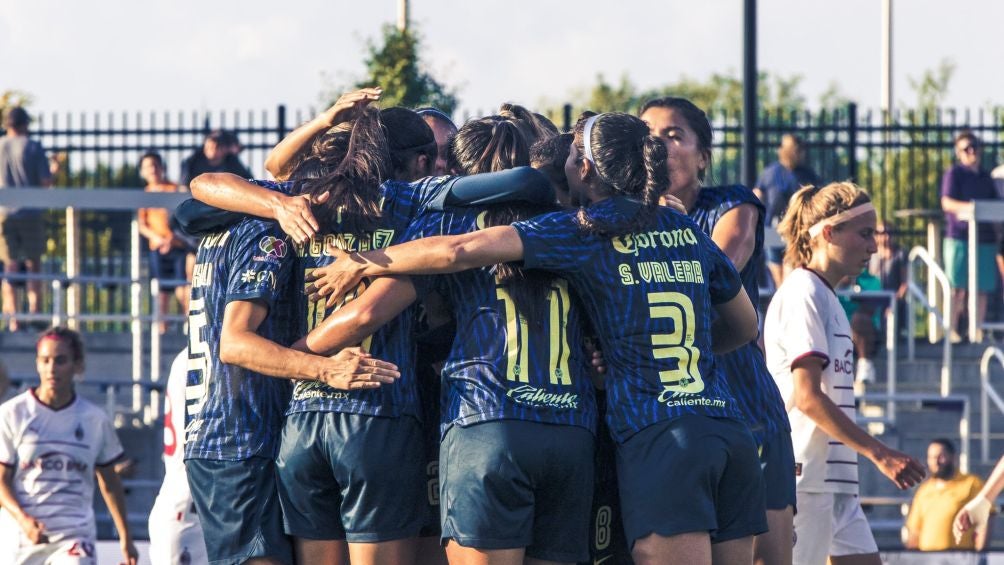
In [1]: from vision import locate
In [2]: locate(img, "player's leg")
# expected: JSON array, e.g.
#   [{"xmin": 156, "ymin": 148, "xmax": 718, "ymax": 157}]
[
  {"xmin": 710, "ymin": 419, "xmax": 766, "ymax": 565},
  {"xmin": 335, "ymin": 414, "xmax": 424, "ymax": 565},
  {"xmin": 791, "ymin": 492, "xmax": 833, "ymax": 565},
  {"xmin": 187, "ymin": 457, "xmax": 293, "ymax": 565},
  {"xmin": 632, "ymin": 532, "xmax": 711, "ymax": 565},
  {"xmin": 37, "ymin": 537, "xmax": 98, "ymax": 565},
  {"xmin": 587, "ymin": 390, "xmax": 632, "ymax": 564},
  {"xmin": 275, "ymin": 411, "xmax": 349, "ymax": 564},
  {"xmin": 617, "ymin": 416, "xmax": 723, "ymax": 565},
  {"xmin": 754, "ymin": 431, "xmax": 796, "ymax": 565},
  {"xmin": 1, "ymin": 238, "xmax": 18, "ymax": 330},
  {"xmin": 828, "ymin": 493, "xmax": 880, "ymax": 565},
  {"xmin": 439, "ymin": 422, "xmax": 534, "ymax": 565}
]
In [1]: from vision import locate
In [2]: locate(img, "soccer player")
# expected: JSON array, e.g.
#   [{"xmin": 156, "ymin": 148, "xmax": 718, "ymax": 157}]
[
  {"xmin": 764, "ymin": 182, "xmax": 926, "ymax": 565},
  {"xmin": 640, "ymin": 97, "xmax": 794, "ymax": 565},
  {"xmin": 416, "ymin": 107, "xmax": 458, "ymax": 176},
  {"xmin": 294, "ymin": 110, "xmax": 599, "ymax": 565},
  {"xmin": 954, "ymin": 453, "xmax": 1004, "ymax": 544},
  {"xmin": 148, "ymin": 348, "xmax": 208, "ymax": 565},
  {"xmin": 184, "ymin": 170, "xmax": 400, "ymax": 565},
  {"xmin": 305, "ymin": 112, "xmax": 765, "ymax": 565},
  {"xmin": 0, "ymin": 327, "xmax": 138, "ymax": 565}
]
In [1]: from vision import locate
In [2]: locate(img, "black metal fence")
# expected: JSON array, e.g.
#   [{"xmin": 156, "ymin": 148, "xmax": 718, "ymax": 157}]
[{"xmin": 9, "ymin": 102, "xmax": 1004, "ymax": 326}]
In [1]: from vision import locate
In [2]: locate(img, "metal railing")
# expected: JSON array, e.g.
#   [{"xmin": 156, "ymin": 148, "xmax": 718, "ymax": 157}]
[
  {"xmin": 961, "ymin": 200, "xmax": 1004, "ymax": 343},
  {"xmin": 979, "ymin": 346, "xmax": 1004, "ymax": 464},
  {"xmin": 860, "ymin": 392, "xmax": 971, "ymax": 474},
  {"xmin": 836, "ymin": 288, "xmax": 900, "ymax": 422},
  {"xmin": 906, "ymin": 245, "xmax": 954, "ymax": 396}
]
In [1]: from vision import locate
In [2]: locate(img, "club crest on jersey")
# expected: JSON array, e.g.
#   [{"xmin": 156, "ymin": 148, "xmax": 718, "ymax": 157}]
[
  {"xmin": 258, "ymin": 236, "xmax": 288, "ymax": 260},
  {"xmin": 74, "ymin": 423, "xmax": 84, "ymax": 441}
]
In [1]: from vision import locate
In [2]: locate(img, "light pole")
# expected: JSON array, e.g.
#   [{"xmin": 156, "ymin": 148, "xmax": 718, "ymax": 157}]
[
  {"xmin": 742, "ymin": 0, "xmax": 758, "ymax": 189},
  {"xmin": 398, "ymin": 0, "xmax": 409, "ymax": 31}
]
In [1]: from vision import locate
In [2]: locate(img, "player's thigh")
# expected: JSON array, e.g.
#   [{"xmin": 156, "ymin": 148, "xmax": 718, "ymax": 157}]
[
  {"xmin": 440, "ymin": 421, "xmax": 540, "ymax": 551},
  {"xmin": 829, "ymin": 493, "xmax": 878, "ymax": 561},
  {"xmin": 275, "ymin": 411, "xmax": 346, "ymax": 540},
  {"xmin": 710, "ymin": 419, "xmax": 767, "ymax": 544},
  {"xmin": 332, "ymin": 413, "xmax": 425, "ymax": 543},
  {"xmin": 30, "ymin": 538, "xmax": 97, "ymax": 565},
  {"xmin": 792, "ymin": 492, "xmax": 833, "ymax": 565}
]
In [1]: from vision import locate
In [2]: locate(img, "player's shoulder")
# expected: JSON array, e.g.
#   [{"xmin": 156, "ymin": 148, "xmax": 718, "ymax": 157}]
[
  {"xmin": 775, "ymin": 268, "xmax": 833, "ymax": 304},
  {"xmin": 70, "ymin": 395, "xmax": 112, "ymax": 421},
  {"xmin": 0, "ymin": 390, "xmax": 34, "ymax": 418},
  {"xmin": 699, "ymin": 184, "xmax": 761, "ymax": 210}
]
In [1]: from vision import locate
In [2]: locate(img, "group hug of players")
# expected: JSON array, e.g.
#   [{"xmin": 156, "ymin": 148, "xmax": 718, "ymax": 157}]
[{"xmin": 169, "ymin": 87, "xmax": 928, "ymax": 565}]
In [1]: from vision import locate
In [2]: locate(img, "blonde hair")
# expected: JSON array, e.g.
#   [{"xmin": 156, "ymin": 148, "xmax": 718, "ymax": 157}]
[{"xmin": 778, "ymin": 181, "xmax": 872, "ymax": 268}]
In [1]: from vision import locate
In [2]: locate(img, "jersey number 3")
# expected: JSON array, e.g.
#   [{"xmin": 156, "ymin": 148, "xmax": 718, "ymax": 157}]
[{"xmin": 649, "ymin": 291, "xmax": 704, "ymax": 395}]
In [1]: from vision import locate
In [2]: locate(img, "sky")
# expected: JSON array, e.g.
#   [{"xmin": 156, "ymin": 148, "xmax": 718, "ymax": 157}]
[{"xmin": 3, "ymin": 0, "xmax": 1002, "ymax": 118}]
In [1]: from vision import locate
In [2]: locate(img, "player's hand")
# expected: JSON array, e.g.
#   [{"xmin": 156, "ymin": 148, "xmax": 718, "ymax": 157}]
[
  {"xmin": 16, "ymin": 513, "xmax": 47, "ymax": 544},
  {"xmin": 659, "ymin": 193, "xmax": 688, "ymax": 214},
  {"xmin": 305, "ymin": 247, "xmax": 367, "ymax": 308},
  {"xmin": 274, "ymin": 192, "xmax": 330, "ymax": 245},
  {"xmin": 953, "ymin": 494, "xmax": 993, "ymax": 544},
  {"xmin": 319, "ymin": 347, "xmax": 400, "ymax": 390},
  {"xmin": 871, "ymin": 447, "xmax": 925, "ymax": 489},
  {"xmin": 120, "ymin": 538, "xmax": 139, "ymax": 565},
  {"xmin": 320, "ymin": 87, "xmax": 382, "ymax": 127},
  {"xmin": 584, "ymin": 339, "xmax": 606, "ymax": 376}
]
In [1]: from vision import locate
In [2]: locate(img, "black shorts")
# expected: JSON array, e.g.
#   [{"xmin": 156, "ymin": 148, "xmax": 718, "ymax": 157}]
[
  {"xmin": 417, "ymin": 360, "xmax": 443, "ymax": 538},
  {"xmin": 440, "ymin": 420, "xmax": 594, "ymax": 563},
  {"xmin": 617, "ymin": 415, "xmax": 768, "ymax": 549},
  {"xmin": 148, "ymin": 248, "xmax": 188, "ymax": 289},
  {"xmin": 582, "ymin": 391, "xmax": 631, "ymax": 565},
  {"xmin": 275, "ymin": 411, "xmax": 425, "ymax": 542},
  {"xmin": 186, "ymin": 457, "xmax": 292, "ymax": 565},
  {"xmin": 761, "ymin": 429, "xmax": 797, "ymax": 511}
]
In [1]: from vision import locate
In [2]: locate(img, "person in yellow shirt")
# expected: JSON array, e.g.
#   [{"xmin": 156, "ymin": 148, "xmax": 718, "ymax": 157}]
[{"xmin": 906, "ymin": 438, "xmax": 991, "ymax": 550}]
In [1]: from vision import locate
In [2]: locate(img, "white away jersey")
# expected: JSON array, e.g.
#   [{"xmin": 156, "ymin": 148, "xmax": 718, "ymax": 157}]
[
  {"xmin": 764, "ymin": 268, "xmax": 859, "ymax": 494},
  {"xmin": 0, "ymin": 390, "xmax": 124, "ymax": 542}
]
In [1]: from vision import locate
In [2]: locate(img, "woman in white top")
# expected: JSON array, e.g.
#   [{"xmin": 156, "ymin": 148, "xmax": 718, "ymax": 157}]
[
  {"xmin": 0, "ymin": 327, "xmax": 138, "ymax": 565},
  {"xmin": 764, "ymin": 182, "xmax": 925, "ymax": 565}
]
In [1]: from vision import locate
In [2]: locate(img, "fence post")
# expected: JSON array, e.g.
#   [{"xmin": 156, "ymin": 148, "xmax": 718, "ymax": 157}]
[
  {"xmin": 562, "ymin": 104, "xmax": 572, "ymax": 133},
  {"xmin": 847, "ymin": 102, "xmax": 858, "ymax": 182},
  {"xmin": 277, "ymin": 105, "xmax": 287, "ymax": 143},
  {"xmin": 65, "ymin": 207, "xmax": 80, "ymax": 330}
]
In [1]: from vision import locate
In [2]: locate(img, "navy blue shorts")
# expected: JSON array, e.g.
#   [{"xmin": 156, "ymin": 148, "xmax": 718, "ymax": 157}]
[
  {"xmin": 440, "ymin": 420, "xmax": 594, "ymax": 563},
  {"xmin": 582, "ymin": 391, "xmax": 631, "ymax": 565},
  {"xmin": 761, "ymin": 429, "xmax": 797, "ymax": 511},
  {"xmin": 617, "ymin": 415, "xmax": 768, "ymax": 548},
  {"xmin": 275, "ymin": 411, "xmax": 426, "ymax": 542},
  {"xmin": 186, "ymin": 457, "xmax": 292, "ymax": 565},
  {"xmin": 766, "ymin": 245, "xmax": 785, "ymax": 265},
  {"xmin": 148, "ymin": 248, "xmax": 188, "ymax": 289},
  {"xmin": 417, "ymin": 362, "xmax": 443, "ymax": 538}
]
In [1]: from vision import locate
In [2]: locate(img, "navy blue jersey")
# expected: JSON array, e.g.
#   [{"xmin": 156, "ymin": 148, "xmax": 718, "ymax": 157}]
[
  {"xmin": 184, "ymin": 185, "xmax": 296, "ymax": 461},
  {"xmin": 513, "ymin": 197, "xmax": 744, "ymax": 443},
  {"xmin": 406, "ymin": 208, "xmax": 598, "ymax": 438},
  {"xmin": 690, "ymin": 185, "xmax": 790, "ymax": 444},
  {"xmin": 287, "ymin": 177, "xmax": 465, "ymax": 418}
]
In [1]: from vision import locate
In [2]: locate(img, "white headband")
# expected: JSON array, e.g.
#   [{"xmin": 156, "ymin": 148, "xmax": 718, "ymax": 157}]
[
  {"xmin": 582, "ymin": 114, "xmax": 601, "ymax": 163},
  {"xmin": 808, "ymin": 202, "xmax": 876, "ymax": 238}
]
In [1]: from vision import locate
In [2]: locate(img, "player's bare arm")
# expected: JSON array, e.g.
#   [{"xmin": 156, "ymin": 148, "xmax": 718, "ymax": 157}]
[
  {"xmin": 190, "ymin": 173, "xmax": 327, "ymax": 244},
  {"xmin": 96, "ymin": 464, "xmax": 139, "ymax": 565},
  {"xmin": 710, "ymin": 287, "xmax": 758, "ymax": 354},
  {"xmin": 709, "ymin": 203, "xmax": 759, "ymax": 271},
  {"xmin": 219, "ymin": 299, "xmax": 399, "ymax": 390},
  {"xmin": 0, "ymin": 465, "xmax": 47, "ymax": 544},
  {"xmin": 264, "ymin": 87, "xmax": 382, "ymax": 181},
  {"xmin": 294, "ymin": 276, "xmax": 418, "ymax": 357},
  {"xmin": 307, "ymin": 225, "xmax": 524, "ymax": 308},
  {"xmin": 792, "ymin": 356, "xmax": 925, "ymax": 490}
]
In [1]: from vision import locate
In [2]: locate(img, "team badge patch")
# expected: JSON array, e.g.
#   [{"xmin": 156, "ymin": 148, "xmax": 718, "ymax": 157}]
[{"xmin": 259, "ymin": 236, "xmax": 287, "ymax": 259}]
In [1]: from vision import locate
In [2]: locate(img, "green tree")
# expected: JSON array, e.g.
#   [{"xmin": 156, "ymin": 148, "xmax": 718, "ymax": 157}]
[{"xmin": 339, "ymin": 24, "xmax": 458, "ymax": 114}]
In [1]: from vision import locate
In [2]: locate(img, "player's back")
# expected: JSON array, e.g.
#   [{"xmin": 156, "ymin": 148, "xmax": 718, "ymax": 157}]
[
  {"xmin": 514, "ymin": 197, "xmax": 745, "ymax": 442},
  {"xmin": 411, "ymin": 207, "xmax": 597, "ymax": 437},
  {"xmin": 185, "ymin": 213, "xmax": 295, "ymax": 461}
]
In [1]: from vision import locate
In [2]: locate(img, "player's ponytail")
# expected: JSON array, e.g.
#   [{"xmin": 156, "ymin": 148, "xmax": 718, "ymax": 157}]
[
  {"xmin": 297, "ymin": 107, "xmax": 392, "ymax": 234},
  {"xmin": 778, "ymin": 181, "xmax": 872, "ymax": 268},
  {"xmin": 453, "ymin": 111, "xmax": 559, "ymax": 324},
  {"xmin": 572, "ymin": 112, "xmax": 667, "ymax": 236}
]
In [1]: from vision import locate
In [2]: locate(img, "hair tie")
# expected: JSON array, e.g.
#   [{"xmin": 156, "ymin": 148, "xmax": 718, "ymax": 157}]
[
  {"xmin": 583, "ymin": 114, "xmax": 601, "ymax": 164},
  {"xmin": 808, "ymin": 202, "xmax": 876, "ymax": 238}
]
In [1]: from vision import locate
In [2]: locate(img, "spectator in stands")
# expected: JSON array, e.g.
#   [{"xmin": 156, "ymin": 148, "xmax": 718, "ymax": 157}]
[
  {"xmin": 754, "ymin": 133, "xmax": 821, "ymax": 287},
  {"xmin": 178, "ymin": 129, "xmax": 252, "ymax": 187},
  {"xmin": 906, "ymin": 438, "xmax": 990, "ymax": 551},
  {"xmin": 137, "ymin": 151, "xmax": 190, "ymax": 333},
  {"xmin": 416, "ymin": 107, "xmax": 458, "ymax": 176},
  {"xmin": 0, "ymin": 107, "xmax": 52, "ymax": 332},
  {"xmin": 941, "ymin": 130, "xmax": 999, "ymax": 344},
  {"xmin": 0, "ymin": 359, "xmax": 9, "ymax": 402}
]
